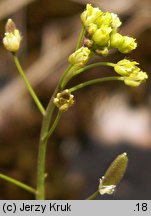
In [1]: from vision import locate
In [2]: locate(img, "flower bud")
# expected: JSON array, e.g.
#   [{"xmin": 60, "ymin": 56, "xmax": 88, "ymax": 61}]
[
  {"xmin": 92, "ymin": 25, "xmax": 112, "ymax": 47},
  {"xmin": 83, "ymin": 38, "xmax": 94, "ymax": 48},
  {"xmin": 124, "ymin": 71, "xmax": 148, "ymax": 87},
  {"xmin": 81, "ymin": 4, "xmax": 102, "ymax": 26},
  {"xmin": 114, "ymin": 59, "xmax": 139, "ymax": 76},
  {"xmin": 53, "ymin": 89, "xmax": 74, "ymax": 112},
  {"xmin": 95, "ymin": 12, "xmax": 121, "ymax": 30},
  {"xmin": 3, "ymin": 19, "xmax": 21, "ymax": 53},
  {"xmin": 95, "ymin": 12, "xmax": 112, "ymax": 27},
  {"xmin": 95, "ymin": 47, "xmax": 109, "ymax": 56},
  {"xmin": 114, "ymin": 59, "xmax": 148, "ymax": 87},
  {"xmin": 68, "ymin": 47, "xmax": 91, "ymax": 68},
  {"xmin": 118, "ymin": 36, "xmax": 137, "ymax": 53},
  {"xmin": 110, "ymin": 13, "xmax": 122, "ymax": 29},
  {"xmin": 86, "ymin": 23, "xmax": 97, "ymax": 37},
  {"xmin": 99, "ymin": 153, "xmax": 128, "ymax": 195},
  {"xmin": 110, "ymin": 33, "xmax": 124, "ymax": 48}
]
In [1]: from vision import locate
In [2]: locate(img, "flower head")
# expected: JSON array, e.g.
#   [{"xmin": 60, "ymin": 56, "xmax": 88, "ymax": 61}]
[
  {"xmin": 81, "ymin": 4, "xmax": 137, "ymax": 56},
  {"xmin": 3, "ymin": 19, "xmax": 21, "ymax": 53},
  {"xmin": 68, "ymin": 47, "xmax": 91, "ymax": 68},
  {"xmin": 53, "ymin": 89, "xmax": 74, "ymax": 112}
]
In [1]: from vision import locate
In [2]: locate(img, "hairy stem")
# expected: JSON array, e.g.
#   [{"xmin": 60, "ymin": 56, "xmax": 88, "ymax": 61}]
[
  {"xmin": 0, "ymin": 174, "xmax": 36, "ymax": 194},
  {"xmin": 13, "ymin": 54, "xmax": 45, "ymax": 116}
]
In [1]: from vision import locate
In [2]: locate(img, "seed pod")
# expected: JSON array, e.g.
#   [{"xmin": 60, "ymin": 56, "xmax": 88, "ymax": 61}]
[
  {"xmin": 83, "ymin": 38, "xmax": 94, "ymax": 48},
  {"xmin": 99, "ymin": 152, "xmax": 128, "ymax": 195},
  {"xmin": 53, "ymin": 89, "xmax": 74, "ymax": 112}
]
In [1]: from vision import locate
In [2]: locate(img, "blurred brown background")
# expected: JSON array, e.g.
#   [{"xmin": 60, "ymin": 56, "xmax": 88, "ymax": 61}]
[{"xmin": 0, "ymin": 0, "xmax": 151, "ymax": 199}]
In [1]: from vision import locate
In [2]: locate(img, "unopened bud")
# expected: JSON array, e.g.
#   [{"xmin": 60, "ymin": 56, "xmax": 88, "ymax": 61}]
[
  {"xmin": 83, "ymin": 38, "xmax": 93, "ymax": 48},
  {"xmin": 3, "ymin": 19, "xmax": 21, "ymax": 53},
  {"xmin": 81, "ymin": 4, "xmax": 102, "ymax": 26},
  {"xmin": 96, "ymin": 12, "xmax": 112, "ymax": 27},
  {"xmin": 114, "ymin": 59, "xmax": 148, "ymax": 87},
  {"xmin": 124, "ymin": 71, "xmax": 148, "ymax": 87},
  {"xmin": 86, "ymin": 23, "xmax": 97, "ymax": 37},
  {"xmin": 92, "ymin": 25, "xmax": 112, "ymax": 47},
  {"xmin": 110, "ymin": 33, "xmax": 124, "ymax": 48},
  {"xmin": 95, "ymin": 47, "xmax": 109, "ymax": 56},
  {"xmin": 68, "ymin": 47, "xmax": 91, "ymax": 68},
  {"xmin": 118, "ymin": 36, "xmax": 137, "ymax": 53},
  {"xmin": 110, "ymin": 13, "xmax": 122, "ymax": 29},
  {"xmin": 114, "ymin": 59, "xmax": 139, "ymax": 76}
]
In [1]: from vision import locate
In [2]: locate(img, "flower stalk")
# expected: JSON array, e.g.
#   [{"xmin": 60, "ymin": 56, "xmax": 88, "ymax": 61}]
[
  {"xmin": 0, "ymin": 173, "xmax": 36, "ymax": 194},
  {"xmin": 13, "ymin": 54, "xmax": 46, "ymax": 116},
  {"xmin": 69, "ymin": 76, "xmax": 124, "ymax": 93}
]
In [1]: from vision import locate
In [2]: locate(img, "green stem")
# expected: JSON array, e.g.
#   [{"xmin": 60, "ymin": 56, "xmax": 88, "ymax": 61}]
[
  {"xmin": 60, "ymin": 65, "xmax": 73, "ymax": 89},
  {"xmin": 69, "ymin": 76, "xmax": 124, "ymax": 93},
  {"xmin": 75, "ymin": 62, "xmax": 115, "ymax": 76},
  {"xmin": 86, "ymin": 190, "xmax": 99, "ymax": 200},
  {"xmin": 36, "ymin": 71, "xmax": 120, "ymax": 199},
  {"xmin": 75, "ymin": 26, "xmax": 85, "ymax": 50},
  {"xmin": 42, "ymin": 111, "xmax": 62, "ymax": 141},
  {"xmin": 36, "ymin": 92, "xmax": 57, "ymax": 200},
  {"xmin": 36, "ymin": 65, "xmax": 73, "ymax": 200},
  {"xmin": 61, "ymin": 62, "xmax": 116, "ymax": 89},
  {"xmin": 13, "ymin": 54, "xmax": 46, "ymax": 116},
  {"xmin": 0, "ymin": 173, "xmax": 36, "ymax": 194}
]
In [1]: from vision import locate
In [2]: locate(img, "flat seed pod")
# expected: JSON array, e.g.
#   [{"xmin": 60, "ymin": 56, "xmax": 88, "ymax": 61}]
[{"xmin": 99, "ymin": 153, "xmax": 128, "ymax": 195}]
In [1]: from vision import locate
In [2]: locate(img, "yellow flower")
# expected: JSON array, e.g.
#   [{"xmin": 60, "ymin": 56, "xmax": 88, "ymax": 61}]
[
  {"xmin": 3, "ymin": 19, "xmax": 21, "ymax": 53},
  {"xmin": 114, "ymin": 59, "xmax": 148, "ymax": 87},
  {"xmin": 110, "ymin": 33, "xmax": 124, "ymax": 48},
  {"xmin": 114, "ymin": 59, "xmax": 139, "ymax": 76},
  {"xmin": 86, "ymin": 23, "xmax": 98, "ymax": 37},
  {"xmin": 110, "ymin": 13, "xmax": 122, "ymax": 29},
  {"xmin": 96, "ymin": 12, "xmax": 121, "ymax": 30},
  {"xmin": 68, "ymin": 47, "xmax": 91, "ymax": 68},
  {"xmin": 124, "ymin": 71, "xmax": 148, "ymax": 87},
  {"xmin": 81, "ymin": 4, "xmax": 102, "ymax": 26},
  {"xmin": 92, "ymin": 25, "xmax": 112, "ymax": 47},
  {"xmin": 118, "ymin": 36, "xmax": 137, "ymax": 53}
]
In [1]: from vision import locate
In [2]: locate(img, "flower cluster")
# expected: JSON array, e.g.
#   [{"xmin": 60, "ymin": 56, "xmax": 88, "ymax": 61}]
[
  {"xmin": 53, "ymin": 89, "xmax": 74, "ymax": 112},
  {"xmin": 3, "ymin": 19, "xmax": 21, "ymax": 53},
  {"xmin": 114, "ymin": 59, "xmax": 148, "ymax": 87},
  {"xmin": 81, "ymin": 4, "xmax": 137, "ymax": 56}
]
